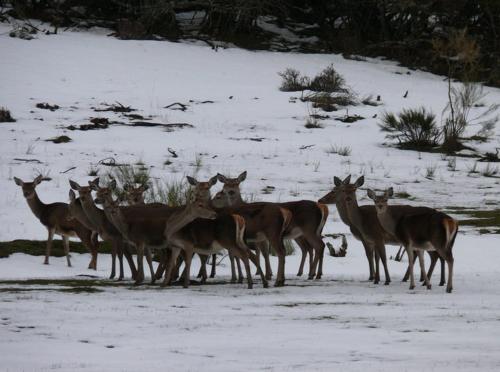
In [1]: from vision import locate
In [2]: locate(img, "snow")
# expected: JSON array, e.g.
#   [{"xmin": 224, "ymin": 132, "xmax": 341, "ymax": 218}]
[{"xmin": 1, "ymin": 21, "xmax": 500, "ymax": 371}]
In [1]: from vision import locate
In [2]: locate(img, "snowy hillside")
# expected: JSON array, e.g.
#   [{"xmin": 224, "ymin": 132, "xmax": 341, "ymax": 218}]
[{"xmin": 1, "ymin": 22, "xmax": 500, "ymax": 372}]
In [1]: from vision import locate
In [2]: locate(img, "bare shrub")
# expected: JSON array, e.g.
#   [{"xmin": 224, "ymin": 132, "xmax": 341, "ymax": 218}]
[
  {"xmin": 278, "ymin": 68, "xmax": 309, "ymax": 92},
  {"xmin": 310, "ymin": 64, "xmax": 346, "ymax": 93}
]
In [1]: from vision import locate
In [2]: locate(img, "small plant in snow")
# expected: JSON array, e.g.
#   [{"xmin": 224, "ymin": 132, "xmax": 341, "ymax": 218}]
[
  {"xmin": 447, "ymin": 157, "xmax": 457, "ymax": 172},
  {"xmin": 309, "ymin": 64, "xmax": 346, "ymax": 93},
  {"xmin": 481, "ymin": 163, "xmax": 499, "ymax": 178},
  {"xmin": 425, "ymin": 164, "xmax": 437, "ymax": 179},
  {"xmin": 467, "ymin": 161, "xmax": 479, "ymax": 175},
  {"xmin": 326, "ymin": 144, "xmax": 351, "ymax": 156}
]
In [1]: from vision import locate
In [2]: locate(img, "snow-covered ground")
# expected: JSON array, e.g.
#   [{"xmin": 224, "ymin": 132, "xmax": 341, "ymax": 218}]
[{"xmin": 1, "ymin": 21, "xmax": 500, "ymax": 371}]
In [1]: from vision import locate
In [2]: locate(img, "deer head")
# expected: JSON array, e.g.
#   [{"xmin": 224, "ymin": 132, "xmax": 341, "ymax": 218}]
[
  {"xmin": 217, "ymin": 171, "xmax": 246, "ymax": 205},
  {"xmin": 93, "ymin": 179, "xmax": 117, "ymax": 205},
  {"xmin": 186, "ymin": 175, "xmax": 218, "ymax": 205},
  {"xmin": 343, "ymin": 175, "xmax": 364, "ymax": 206},
  {"xmin": 69, "ymin": 178, "xmax": 99, "ymax": 204},
  {"xmin": 14, "ymin": 175, "xmax": 44, "ymax": 199},
  {"xmin": 124, "ymin": 184, "xmax": 149, "ymax": 205},
  {"xmin": 367, "ymin": 187, "xmax": 393, "ymax": 214},
  {"xmin": 318, "ymin": 175, "xmax": 351, "ymax": 204}
]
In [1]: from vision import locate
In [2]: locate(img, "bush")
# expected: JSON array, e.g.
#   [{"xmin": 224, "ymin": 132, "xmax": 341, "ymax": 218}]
[
  {"xmin": 278, "ymin": 68, "xmax": 309, "ymax": 92},
  {"xmin": 147, "ymin": 178, "xmax": 193, "ymax": 206},
  {"xmin": 278, "ymin": 64, "xmax": 348, "ymax": 94},
  {"xmin": 310, "ymin": 64, "xmax": 346, "ymax": 93},
  {"xmin": 379, "ymin": 107, "xmax": 440, "ymax": 149},
  {"xmin": 0, "ymin": 107, "xmax": 15, "ymax": 122}
]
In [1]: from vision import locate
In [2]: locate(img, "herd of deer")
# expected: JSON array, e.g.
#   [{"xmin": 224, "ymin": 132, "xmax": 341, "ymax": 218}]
[{"xmin": 13, "ymin": 172, "xmax": 458, "ymax": 293}]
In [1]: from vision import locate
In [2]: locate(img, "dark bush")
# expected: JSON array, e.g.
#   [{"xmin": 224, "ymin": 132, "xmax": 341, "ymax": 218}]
[
  {"xmin": 310, "ymin": 64, "xmax": 346, "ymax": 93},
  {"xmin": 380, "ymin": 107, "xmax": 440, "ymax": 149},
  {"xmin": 0, "ymin": 107, "xmax": 15, "ymax": 122}
]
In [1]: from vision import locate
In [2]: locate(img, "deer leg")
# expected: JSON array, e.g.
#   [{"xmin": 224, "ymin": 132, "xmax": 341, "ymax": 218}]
[
  {"xmin": 254, "ymin": 246, "xmax": 261, "ymax": 276},
  {"xmin": 117, "ymin": 242, "xmax": 125, "ymax": 281},
  {"xmin": 394, "ymin": 246, "xmax": 404, "ymax": 262},
  {"xmin": 361, "ymin": 241, "xmax": 374, "ymax": 281},
  {"xmin": 247, "ymin": 250, "xmax": 268, "ymax": 288},
  {"xmin": 154, "ymin": 250, "xmax": 166, "ymax": 280},
  {"xmin": 236, "ymin": 257, "xmax": 244, "ymax": 283},
  {"xmin": 162, "ymin": 248, "xmax": 181, "ymax": 287},
  {"xmin": 145, "ymin": 247, "xmax": 156, "ymax": 284},
  {"xmin": 44, "ymin": 228, "xmax": 55, "ymax": 265},
  {"xmin": 257, "ymin": 241, "xmax": 273, "ymax": 280},
  {"xmin": 376, "ymin": 243, "xmax": 391, "ymax": 285},
  {"xmin": 439, "ymin": 257, "xmax": 446, "ymax": 286},
  {"xmin": 228, "ymin": 251, "xmax": 237, "ymax": 283},
  {"xmin": 182, "ymin": 250, "xmax": 193, "ymax": 288},
  {"xmin": 424, "ymin": 251, "xmax": 437, "ymax": 286},
  {"xmin": 109, "ymin": 241, "xmax": 117, "ymax": 280},
  {"xmin": 123, "ymin": 243, "xmax": 138, "ymax": 280},
  {"xmin": 402, "ymin": 254, "xmax": 418, "ymax": 282},
  {"xmin": 269, "ymin": 235, "xmax": 286, "ymax": 287},
  {"xmin": 373, "ymin": 248, "xmax": 380, "ymax": 284},
  {"xmin": 417, "ymin": 250, "xmax": 431, "ymax": 289},
  {"xmin": 445, "ymin": 253, "xmax": 454, "ymax": 293},
  {"xmin": 305, "ymin": 234, "xmax": 325, "ymax": 280},
  {"xmin": 210, "ymin": 253, "xmax": 217, "ymax": 278},
  {"xmin": 295, "ymin": 238, "xmax": 307, "ymax": 277},
  {"xmin": 135, "ymin": 242, "xmax": 145, "ymax": 285},
  {"xmin": 406, "ymin": 247, "xmax": 415, "ymax": 290},
  {"xmin": 198, "ymin": 254, "xmax": 208, "ymax": 284},
  {"xmin": 62, "ymin": 235, "xmax": 71, "ymax": 267},
  {"xmin": 91, "ymin": 232, "xmax": 99, "ymax": 270}
]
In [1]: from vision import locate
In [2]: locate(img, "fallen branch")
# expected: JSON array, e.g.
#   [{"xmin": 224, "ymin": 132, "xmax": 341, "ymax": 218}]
[
  {"xmin": 13, "ymin": 158, "xmax": 43, "ymax": 164},
  {"xmin": 60, "ymin": 166, "xmax": 76, "ymax": 174},
  {"xmin": 167, "ymin": 148, "xmax": 178, "ymax": 158},
  {"xmin": 164, "ymin": 102, "xmax": 188, "ymax": 111}
]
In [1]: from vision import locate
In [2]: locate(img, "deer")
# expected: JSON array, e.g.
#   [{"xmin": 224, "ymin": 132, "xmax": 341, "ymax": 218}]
[
  {"xmin": 69, "ymin": 179, "xmax": 138, "ymax": 280},
  {"xmin": 14, "ymin": 175, "xmax": 98, "ymax": 268},
  {"xmin": 318, "ymin": 175, "xmax": 395, "ymax": 284},
  {"xmin": 152, "ymin": 175, "xmax": 275, "ymax": 287},
  {"xmin": 123, "ymin": 182, "xmax": 217, "ymax": 284},
  {"xmin": 216, "ymin": 171, "xmax": 328, "ymax": 282},
  {"xmin": 366, "ymin": 187, "xmax": 457, "ymax": 292},
  {"xmin": 97, "ymin": 178, "xmax": 218, "ymax": 285}
]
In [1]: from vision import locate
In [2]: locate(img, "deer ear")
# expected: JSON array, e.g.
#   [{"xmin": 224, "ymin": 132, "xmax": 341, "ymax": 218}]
[
  {"xmin": 333, "ymin": 176, "xmax": 342, "ymax": 187},
  {"xmin": 34, "ymin": 175, "xmax": 43, "ymax": 185},
  {"xmin": 354, "ymin": 176, "xmax": 365, "ymax": 188},
  {"xmin": 217, "ymin": 173, "xmax": 227, "ymax": 183},
  {"xmin": 69, "ymin": 180, "xmax": 80, "ymax": 190},
  {"xmin": 69, "ymin": 189, "xmax": 76, "ymax": 202},
  {"xmin": 89, "ymin": 177, "xmax": 100, "ymax": 190},
  {"xmin": 343, "ymin": 175, "xmax": 351, "ymax": 185},
  {"xmin": 367, "ymin": 189, "xmax": 376, "ymax": 200},
  {"xmin": 208, "ymin": 175, "xmax": 218, "ymax": 187},
  {"xmin": 14, "ymin": 177, "xmax": 24, "ymax": 186},
  {"xmin": 109, "ymin": 179, "xmax": 117, "ymax": 190},
  {"xmin": 237, "ymin": 171, "xmax": 247, "ymax": 183},
  {"xmin": 386, "ymin": 187, "xmax": 394, "ymax": 197},
  {"xmin": 186, "ymin": 176, "xmax": 197, "ymax": 186}
]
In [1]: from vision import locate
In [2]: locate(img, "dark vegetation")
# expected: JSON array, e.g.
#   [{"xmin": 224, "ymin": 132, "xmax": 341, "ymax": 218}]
[
  {"xmin": 0, "ymin": 107, "xmax": 15, "ymax": 122},
  {"xmin": 3, "ymin": 1, "xmax": 500, "ymax": 86}
]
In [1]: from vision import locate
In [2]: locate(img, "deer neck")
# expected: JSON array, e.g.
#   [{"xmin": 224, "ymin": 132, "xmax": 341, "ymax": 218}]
[
  {"xmin": 344, "ymin": 196, "xmax": 365, "ymax": 234},
  {"xmin": 334, "ymin": 196, "xmax": 352, "ymax": 227},
  {"xmin": 26, "ymin": 191, "xmax": 47, "ymax": 221},
  {"xmin": 102, "ymin": 201, "xmax": 129, "ymax": 238},
  {"xmin": 376, "ymin": 207, "xmax": 398, "ymax": 237},
  {"xmin": 71, "ymin": 198, "xmax": 97, "ymax": 230},
  {"xmin": 165, "ymin": 205, "xmax": 203, "ymax": 240},
  {"xmin": 80, "ymin": 196, "xmax": 106, "ymax": 228}
]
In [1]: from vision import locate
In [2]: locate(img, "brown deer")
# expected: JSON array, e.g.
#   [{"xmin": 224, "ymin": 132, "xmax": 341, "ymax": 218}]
[
  {"xmin": 151, "ymin": 176, "xmax": 274, "ymax": 287},
  {"xmin": 318, "ymin": 175, "xmax": 394, "ymax": 284},
  {"xmin": 97, "ymin": 179, "xmax": 217, "ymax": 285},
  {"xmin": 14, "ymin": 175, "xmax": 97, "ymax": 268},
  {"xmin": 162, "ymin": 206, "xmax": 270, "ymax": 289},
  {"xmin": 123, "ymin": 182, "xmax": 217, "ymax": 283},
  {"xmin": 367, "ymin": 187, "xmax": 457, "ymax": 292},
  {"xmin": 69, "ymin": 179, "xmax": 137, "ymax": 280},
  {"xmin": 216, "ymin": 171, "xmax": 328, "ymax": 282}
]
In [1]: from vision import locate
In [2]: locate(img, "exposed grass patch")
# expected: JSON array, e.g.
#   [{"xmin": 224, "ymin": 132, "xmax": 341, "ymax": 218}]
[
  {"xmin": 446, "ymin": 208, "xmax": 500, "ymax": 234},
  {"xmin": 0, "ymin": 240, "xmax": 113, "ymax": 258}
]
